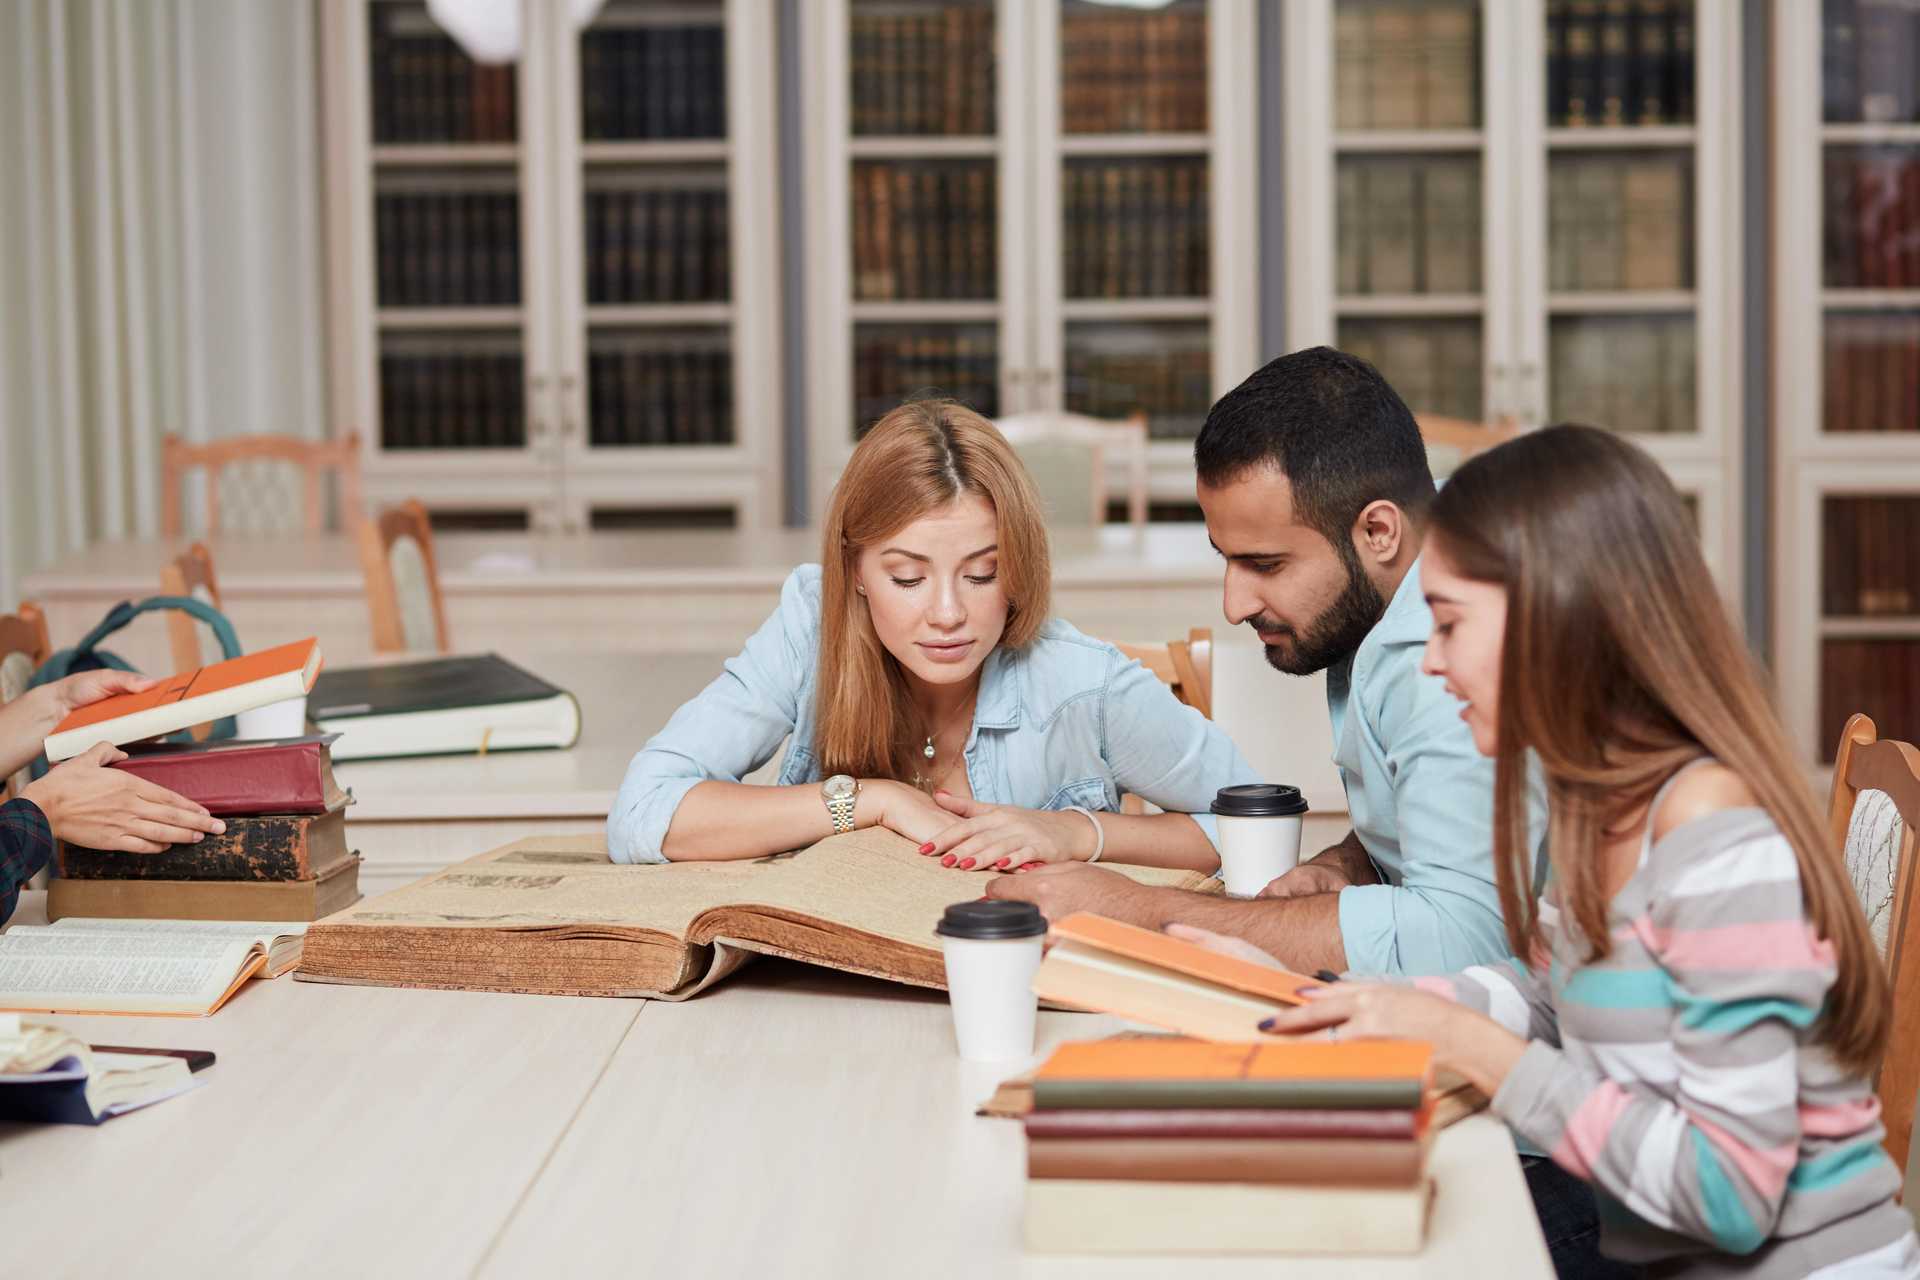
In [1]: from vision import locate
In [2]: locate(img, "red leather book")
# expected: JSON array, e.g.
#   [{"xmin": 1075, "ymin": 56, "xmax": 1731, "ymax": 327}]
[
  {"xmin": 110, "ymin": 734, "xmax": 348, "ymax": 816},
  {"xmin": 1026, "ymin": 1136, "xmax": 1427, "ymax": 1187},
  {"xmin": 1023, "ymin": 1106, "xmax": 1425, "ymax": 1142}
]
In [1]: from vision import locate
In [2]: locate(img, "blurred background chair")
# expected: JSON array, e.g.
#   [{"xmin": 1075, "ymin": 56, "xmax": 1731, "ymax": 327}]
[
  {"xmin": 1, "ymin": 602, "xmax": 52, "ymax": 798},
  {"xmin": 994, "ymin": 410, "xmax": 1149, "ymax": 531},
  {"xmin": 158, "ymin": 542, "xmax": 223, "ymax": 675},
  {"xmin": 1415, "ymin": 414, "xmax": 1524, "ymax": 481},
  {"xmin": 1108, "ymin": 627, "xmax": 1213, "ymax": 814},
  {"xmin": 162, "ymin": 432, "xmax": 364, "ymax": 538},
  {"xmin": 358, "ymin": 499, "xmax": 450, "ymax": 654}
]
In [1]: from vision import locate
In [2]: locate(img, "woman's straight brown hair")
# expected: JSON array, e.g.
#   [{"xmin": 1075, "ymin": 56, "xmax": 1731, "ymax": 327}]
[
  {"xmin": 814, "ymin": 399, "xmax": 1051, "ymax": 784},
  {"xmin": 1429, "ymin": 424, "xmax": 1889, "ymax": 1074}
]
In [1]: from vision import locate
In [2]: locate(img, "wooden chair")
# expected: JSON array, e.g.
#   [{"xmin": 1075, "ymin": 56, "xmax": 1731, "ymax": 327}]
[
  {"xmin": 1109, "ymin": 628, "xmax": 1214, "ymax": 815},
  {"xmin": 994, "ymin": 410, "xmax": 1150, "ymax": 531},
  {"xmin": 1, "ymin": 603, "xmax": 52, "ymax": 798},
  {"xmin": 1827, "ymin": 712, "xmax": 1920, "ymax": 1172},
  {"xmin": 1416, "ymin": 414, "xmax": 1525, "ymax": 480},
  {"xmin": 162, "ymin": 432, "xmax": 364, "ymax": 538},
  {"xmin": 357, "ymin": 499, "xmax": 451, "ymax": 654},
  {"xmin": 158, "ymin": 543, "xmax": 223, "ymax": 675}
]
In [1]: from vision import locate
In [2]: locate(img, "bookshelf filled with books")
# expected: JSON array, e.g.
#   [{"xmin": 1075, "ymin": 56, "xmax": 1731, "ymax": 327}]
[
  {"xmin": 1773, "ymin": 0, "xmax": 1920, "ymax": 770},
  {"xmin": 802, "ymin": 0, "xmax": 1259, "ymax": 515},
  {"xmin": 1284, "ymin": 0, "xmax": 1742, "ymax": 595},
  {"xmin": 321, "ymin": 0, "xmax": 781, "ymax": 533}
]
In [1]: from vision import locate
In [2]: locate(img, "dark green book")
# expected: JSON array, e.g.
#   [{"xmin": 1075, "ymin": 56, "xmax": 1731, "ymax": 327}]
[{"xmin": 310, "ymin": 654, "xmax": 581, "ymax": 762}]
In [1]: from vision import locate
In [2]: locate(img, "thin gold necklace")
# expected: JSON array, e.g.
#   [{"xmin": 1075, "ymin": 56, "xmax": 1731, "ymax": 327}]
[{"xmin": 915, "ymin": 694, "xmax": 975, "ymax": 788}]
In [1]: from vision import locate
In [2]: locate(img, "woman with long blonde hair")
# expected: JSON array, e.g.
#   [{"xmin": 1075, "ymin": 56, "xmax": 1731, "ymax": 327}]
[
  {"xmin": 1189, "ymin": 425, "xmax": 1913, "ymax": 1276},
  {"xmin": 610, "ymin": 399, "xmax": 1255, "ymax": 871}
]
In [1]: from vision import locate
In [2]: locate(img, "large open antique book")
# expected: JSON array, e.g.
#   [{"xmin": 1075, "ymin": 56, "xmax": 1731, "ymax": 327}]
[{"xmin": 295, "ymin": 828, "xmax": 1219, "ymax": 999}]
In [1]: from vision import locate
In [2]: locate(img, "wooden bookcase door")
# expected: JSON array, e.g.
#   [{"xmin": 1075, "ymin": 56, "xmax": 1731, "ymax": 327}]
[{"xmin": 1773, "ymin": 0, "xmax": 1920, "ymax": 770}]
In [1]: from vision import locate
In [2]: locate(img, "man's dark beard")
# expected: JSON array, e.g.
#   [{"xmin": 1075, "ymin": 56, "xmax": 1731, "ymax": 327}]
[{"xmin": 1250, "ymin": 545, "xmax": 1386, "ymax": 676}]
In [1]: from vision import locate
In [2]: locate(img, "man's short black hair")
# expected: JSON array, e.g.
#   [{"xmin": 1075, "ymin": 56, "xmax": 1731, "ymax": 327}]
[{"xmin": 1194, "ymin": 346, "xmax": 1437, "ymax": 546}]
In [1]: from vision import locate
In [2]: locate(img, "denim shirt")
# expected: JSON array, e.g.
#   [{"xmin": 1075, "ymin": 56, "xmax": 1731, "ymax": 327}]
[
  {"xmin": 1328, "ymin": 557, "xmax": 1550, "ymax": 977},
  {"xmin": 608, "ymin": 565, "xmax": 1259, "ymax": 864}
]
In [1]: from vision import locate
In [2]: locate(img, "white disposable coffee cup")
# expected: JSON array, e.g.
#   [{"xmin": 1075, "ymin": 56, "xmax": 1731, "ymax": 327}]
[
  {"xmin": 234, "ymin": 694, "xmax": 309, "ymax": 741},
  {"xmin": 1212, "ymin": 783, "xmax": 1311, "ymax": 898},
  {"xmin": 935, "ymin": 899, "xmax": 1048, "ymax": 1062}
]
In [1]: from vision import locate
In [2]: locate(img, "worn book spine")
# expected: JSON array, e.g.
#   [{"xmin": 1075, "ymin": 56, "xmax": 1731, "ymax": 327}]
[
  {"xmin": 47, "ymin": 859, "xmax": 361, "ymax": 924},
  {"xmin": 58, "ymin": 806, "xmax": 352, "ymax": 882},
  {"xmin": 1030, "ymin": 1078, "xmax": 1425, "ymax": 1111},
  {"xmin": 1027, "ymin": 1136, "xmax": 1425, "ymax": 1187},
  {"xmin": 1024, "ymin": 1106, "xmax": 1420, "ymax": 1142}
]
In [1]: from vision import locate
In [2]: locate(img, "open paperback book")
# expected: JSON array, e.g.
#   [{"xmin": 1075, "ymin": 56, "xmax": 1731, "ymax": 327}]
[
  {"xmin": 296, "ymin": 828, "xmax": 1220, "ymax": 999},
  {"xmin": 0, "ymin": 919, "xmax": 308, "ymax": 1016},
  {"xmin": 0, "ymin": 1015, "xmax": 207, "ymax": 1123}
]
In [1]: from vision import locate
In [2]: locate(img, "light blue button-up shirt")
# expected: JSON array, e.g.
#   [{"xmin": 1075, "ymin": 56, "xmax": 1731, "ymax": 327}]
[
  {"xmin": 608, "ymin": 565, "xmax": 1259, "ymax": 864},
  {"xmin": 1329, "ymin": 557, "xmax": 1549, "ymax": 976}
]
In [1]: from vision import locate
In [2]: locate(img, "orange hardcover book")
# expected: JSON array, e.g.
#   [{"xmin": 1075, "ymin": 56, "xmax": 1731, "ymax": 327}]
[
  {"xmin": 1034, "ymin": 912, "xmax": 1319, "ymax": 1041},
  {"xmin": 1031, "ymin": 1039, "xmax": 1434, "ymax": 1110},
  {"xmin": 44, "ymin": 638, "xmax": 324, "ymax": 762}
]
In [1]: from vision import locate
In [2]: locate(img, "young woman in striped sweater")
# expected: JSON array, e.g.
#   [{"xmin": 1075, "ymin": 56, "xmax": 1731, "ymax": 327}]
[{"xmin": 1189, "ymin": 425, "xmax": 1916, "ymax": 1276}]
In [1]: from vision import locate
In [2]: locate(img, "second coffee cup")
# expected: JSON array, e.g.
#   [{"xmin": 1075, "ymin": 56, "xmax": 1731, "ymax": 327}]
[{"xmin": 1211, "ymin": 783, "xmax": 1310, "ymax": 897}]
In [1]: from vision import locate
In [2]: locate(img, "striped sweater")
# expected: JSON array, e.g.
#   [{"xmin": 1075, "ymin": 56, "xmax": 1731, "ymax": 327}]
[{"xmin": 1416, "ymin": 803, "xmax": 1917, "ymax": 1277}]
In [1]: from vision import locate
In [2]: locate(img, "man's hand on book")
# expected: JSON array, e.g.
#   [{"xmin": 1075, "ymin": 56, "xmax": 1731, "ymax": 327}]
[
  {"xmin": 20, "ymin": 741, "xmax": 226, "ymax": 853},
  {"xmin": 984, "ymin": 862, "xmax": 1144, "ymax": 922}
]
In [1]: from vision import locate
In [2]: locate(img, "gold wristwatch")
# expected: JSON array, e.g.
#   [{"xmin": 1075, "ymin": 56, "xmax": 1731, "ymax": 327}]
[{"xmin": 822, "ymin": 774, "xmax": 860, "ymax": 834}]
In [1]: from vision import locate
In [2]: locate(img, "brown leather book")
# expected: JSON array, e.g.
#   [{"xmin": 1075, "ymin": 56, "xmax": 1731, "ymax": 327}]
[
  {"xmin": 112, "ymin": 734, "xmax": 347, "ymax": 817},
  {"xmin": 57, "ymin": 802, "xmax": 354, "ymax": 882},
  {"xmin": 47, "ymin": 858, "xmax": 361, "ymax": 923},
  {"xmin": 1027, "ymin": 1136, "xmax": 1427, "ymax": 1187},
  {"xmin": 1024, "ymin": 1106, "xmax": 1423, "ymax": 1142}
]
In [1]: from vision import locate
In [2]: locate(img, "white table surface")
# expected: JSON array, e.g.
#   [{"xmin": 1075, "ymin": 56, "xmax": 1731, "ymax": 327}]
[{"xmin": 1, "ymin": 893, "xmax": 1552, "ymax": 1279}]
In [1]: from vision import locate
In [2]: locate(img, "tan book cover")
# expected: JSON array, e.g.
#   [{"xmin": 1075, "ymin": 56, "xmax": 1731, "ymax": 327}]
[
  {"xmin": 1364, "ymin": 164, "xmax": 1419, "ymax": 296},
  {"xmin": 1420, "ymin": 159, "xmax": 1480, "ymax": 295},
  {"xmin": 1334, "ymin": 8, "xmax": 1370, "ymax": 130},
  {"xmin": 1337, "ymin": 163, "xmax": 1364, "ymax": 295},
  {"xmin": 1025, "ymin": 1178, "xmax": 1433, "ymax": 1255},
  {"xmin": 1621, "ymin": 161, "xmax": 1685, "ymax": 291},
  {"xmin": 47, "ymin": 858, "xmax": 361, "ymax": 925},
  {"xmin": 1574, "ymin": 161, "xmax": 1624, "ymax": 291},
  {"xmin": 1549, "ymin": 160, "xmax": 1579, "ymax": 290},
  {"xmin": 1368, "ymin": 9, "xmax": 1422, "ymax": 129},
  {"xmin": 1419, "ymin": 7, "xmax": 1478, "ymax": 129},
  {"xmin": 295, "ymin": 829, "xmax": 1218, "ymax": 1000}
]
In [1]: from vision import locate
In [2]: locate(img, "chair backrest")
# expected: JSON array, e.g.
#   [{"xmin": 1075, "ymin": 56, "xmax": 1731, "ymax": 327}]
[
  {"xmin": 1827, "ymin": 712, "xmax": 1920, "ymax": 1171},
  {"xmin": 358, "ymin": 499, "xmax": 450, "ymax": 654},
  {"xmin": 994, "ymin": 410, "xmax": 1149, "ymax": 531},
  {"xmin": 1107, "ymin": 627, "xmax": 1213, "ymax": 815},
  {"xmin": 1416, "ymin": 414, "xmax": 1523, "ymax": 480},
  {"xmin": 162, "ymin": 432, "xmax": 364, "ymax": 538},
  {"xmin": 1, "ymin": 603, "xmax": 51, "ymax": 798},
  {"xmin": 158, "ymin": 543, "xmax": 224, "ymax": 674}
]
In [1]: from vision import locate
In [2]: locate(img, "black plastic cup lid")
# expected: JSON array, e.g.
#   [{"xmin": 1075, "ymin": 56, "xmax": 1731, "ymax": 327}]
[
  {"xmin": 934, "ymin": 899, "xmax": 1047, "ymax": 940},
  {"xmin": 1211, "ymin": 783, "xmax": 1310, "ymax": 818}
]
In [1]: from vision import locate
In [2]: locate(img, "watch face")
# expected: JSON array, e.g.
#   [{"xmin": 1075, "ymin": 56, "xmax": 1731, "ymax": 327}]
[{"xmin": 823, "ymin": 774, "xmax": 857, "ymax": 800}]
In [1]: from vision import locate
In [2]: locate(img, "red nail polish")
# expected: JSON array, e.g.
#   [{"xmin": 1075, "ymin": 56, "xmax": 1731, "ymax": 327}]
[
  {"xmin": 992, "ymin": 858, "xmax": 1010, "ymax": 869},
  {"xmin": 941, "ymin": 856, "xmax": 955, "ymax": 867},
  {"xmin": 918, "ymin": 842, "xmax": 934, "ymax": 854},
  {"xmin": 959, "ymin": 858, "xmax": 975, "ymax": 870}
]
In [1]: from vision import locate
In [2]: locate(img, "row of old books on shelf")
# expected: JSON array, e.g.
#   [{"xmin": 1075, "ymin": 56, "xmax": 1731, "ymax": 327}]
[
  {"xmin": 1065, "ymin": 345, "xmax": 1210, "ymax": 440},
  {"xmin": 1823, "ymin": 317, "xmax": 1920, "ymax": 436},
  {"xmin": 369, "ymin": 7, "xmax": 516, "ymax": 145},
  {"xmin": 379, "ymin": 352, "xmax": 526, "ymax": 451},
  {"xmin": 1823, "ymin": 497, "xmax": 1920, "ymax": 617},
  {"xmin": 852, "ymin": 163, "xmax": 997, "ymax": 302},
  {"xmin": 1823, "ymin": 0, "xmax": 1920, "ymax": 125},
  {"xmin": 1552, "ymin": 316, "xmax": 1696, "ymax": 435},
  {"xmin": 580, "ymin": 23, "xmax": 726, "ymax": 141},
  {"xmin": 1063, "ymin": 161, "xmax": 1210, "ymax": 300},
  {"xmin": 1547, "ymin": 0, "xmax": 1695, "ymax": 128},
  {"xmin": 376, "ymin": 191, "xmax": 521, "ymax": 308},
  {"xmin": 1333, "ymin": 3, "xmax": 1477, "ymax": 132},
  {"xmin": 1338, "ymin": 159, "xmax": 1479, "ymax": 297},
  {"xmin": 854, "ymin": 331, "xmax": 999, "ymax": 438},
  {"xmin": 1548, "ymin": 158, "xmax": 1691, "ymax": 292},
  {"xmin": 1822, "ymin": 153, "xmax": 1920, "ymax": 290},
  {"xmin": 1823, "ymin": 640, "xmax": 1920, "ymax": 766},
  {"xmin": 850, "ymin": 7, "xmax": 994, "ymax": 137},
  {"xmin": 1339, "ymin": 323, "xmax": 1484, "ymax": 427},
  {"xmin": 585, "ymin": 188, "xmax": 731, "ymax": 305},
  {"xmin": 587, "ymin": 346, "xmax": 735, "ymax": 448},
  {"xmin": 1059, "ymin": 7, "xmax": 1208, "ymax": 135}
]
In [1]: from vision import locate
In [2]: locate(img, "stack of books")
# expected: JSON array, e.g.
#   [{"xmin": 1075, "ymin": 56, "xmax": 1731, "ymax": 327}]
[
  {"xmin": 1022, "ymin": 1038, "xmax": 1436, "ymax": 1255},
  {"xmin": 49, "ymin": 735, "xmax": 359, "ymax": 923},
  {"xmin": 39, "ymin": 638, "xmax": 355, "ymax": 924}
]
